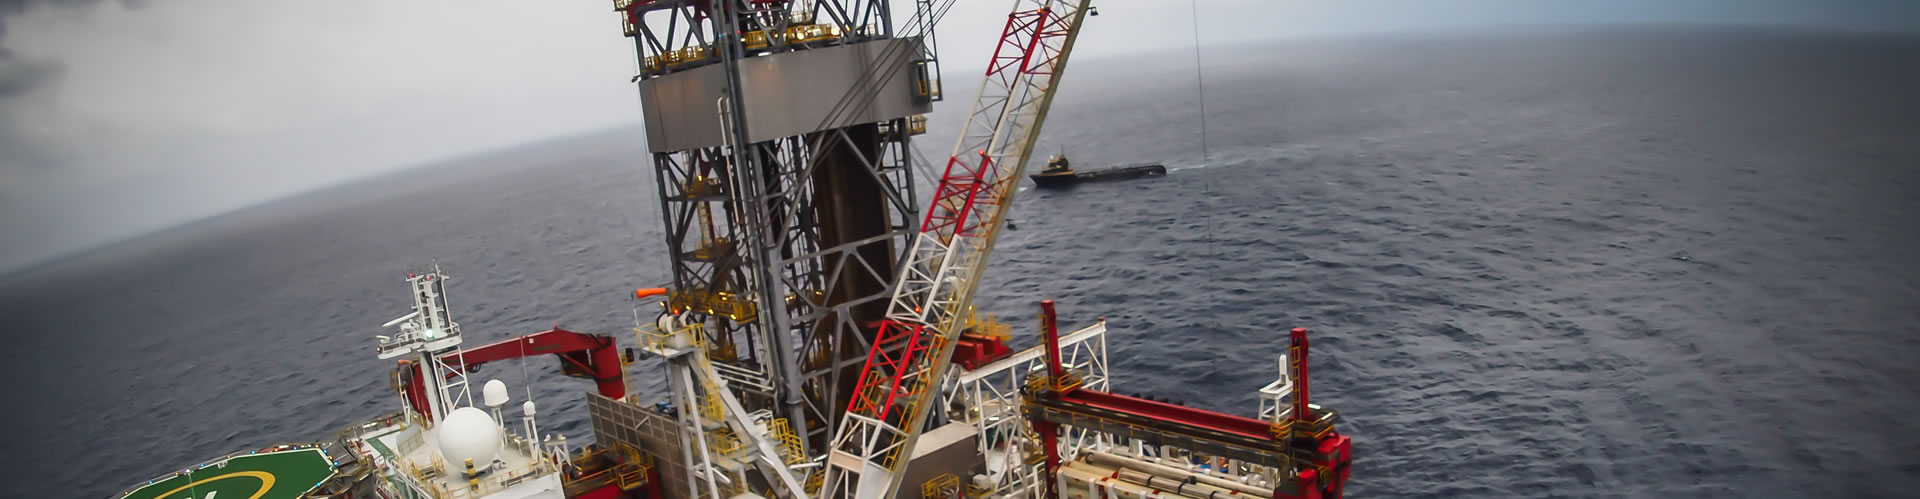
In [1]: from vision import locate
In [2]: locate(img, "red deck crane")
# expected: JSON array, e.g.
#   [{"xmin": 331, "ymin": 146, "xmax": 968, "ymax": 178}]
[
  {"xmin": 395, "ymin": 328, "xmax": 626, "ymax": 422},
  {"xmin": 1026, "ymin": 304, "xmax": 1354, "ymax": 499}
]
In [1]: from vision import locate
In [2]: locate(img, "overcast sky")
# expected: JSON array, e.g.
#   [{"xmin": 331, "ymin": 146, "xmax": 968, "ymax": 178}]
[{"xmin": 1, "ymin": 0, "xmax": 1915, "ymax": 273}]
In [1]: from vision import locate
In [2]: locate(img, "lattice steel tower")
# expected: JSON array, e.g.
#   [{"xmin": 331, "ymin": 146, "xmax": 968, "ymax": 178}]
[{"xmin": 615, "ymin": 0, "xmax": 944, "ymax": 457}]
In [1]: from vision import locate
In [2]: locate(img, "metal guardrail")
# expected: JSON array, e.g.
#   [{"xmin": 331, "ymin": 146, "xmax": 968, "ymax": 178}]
[
  {"xmin": 399, "ymin": 453, "xmax": 552, "ymax": 499},
  {"xmin": 966, "ymin": 308, "xmax": 1010, "ymax": 341},
  {"xmin": 769, "ymin": 418, "xmax": 808, "ymax": 465},
  {"xmin": 922, "ymin": 473, "xmax": 961, "ymax": 499},
  {"xmin": 117, "ymin": 443, "xmax": 338, "ymax": 498},
  {"xmin": 635, "ymin": 323, "xmax": 706, "ymax": 353}
]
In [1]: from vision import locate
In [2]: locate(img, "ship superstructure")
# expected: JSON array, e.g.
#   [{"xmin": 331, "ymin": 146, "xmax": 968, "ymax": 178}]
[{"xmin": 120, "ymin": 267, "xmax": 649, "ymax": 499}]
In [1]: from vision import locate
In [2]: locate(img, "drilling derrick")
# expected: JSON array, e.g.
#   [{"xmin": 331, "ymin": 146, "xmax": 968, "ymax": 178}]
[
  {"xmin": 599, "ymin": 0, "xmax": 946, "ymax": 497},
  {"xmin": 624, "ymin": 0, "xmax": 936, "ymax": 445}
]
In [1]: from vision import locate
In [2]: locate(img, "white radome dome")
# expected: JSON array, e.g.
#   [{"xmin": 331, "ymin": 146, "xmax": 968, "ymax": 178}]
[
  {"xmin": 483, "ymin": 379, "xmax": 510, "ymax": 408},
  {"xmin": 438, "ymin": 407, "xmax": 501, "ymax": 468}
]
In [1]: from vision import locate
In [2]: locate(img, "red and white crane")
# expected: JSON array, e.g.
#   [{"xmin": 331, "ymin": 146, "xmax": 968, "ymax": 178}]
[{"xmin": 818, "ymin": 0, "xmax": 1095, "ymax": 497}]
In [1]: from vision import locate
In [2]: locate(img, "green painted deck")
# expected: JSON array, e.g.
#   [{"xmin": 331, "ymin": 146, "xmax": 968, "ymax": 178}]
[
  {"xmin": 121, "ymin": 448, "xmax": 336, "ymax": 499},
  {"xmin": 365, "ymin": 435, "xmax": 398, "ymax": 461}
]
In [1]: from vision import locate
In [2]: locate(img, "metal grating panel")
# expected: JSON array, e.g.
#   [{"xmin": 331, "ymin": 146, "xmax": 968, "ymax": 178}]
[
  {"xmin": 589, "ymin": 394, "xmax": 695, "ymax": 499},
  {"xmin": 640, "ymin": 37, "xmax": 933, "ymax": 153}
]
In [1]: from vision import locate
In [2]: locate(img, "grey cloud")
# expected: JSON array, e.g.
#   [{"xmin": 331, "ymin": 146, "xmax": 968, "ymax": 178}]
[
  {"xmin": 2, "ymin": 0, "xmax": 133, "ymax": 42},
  {"xmin": 0, "ymin": 0, "xmax": 128, "ymax": 171},
  {"xmin": 0, "ymin": 0, "xmax": 144, "ymax": 90},
  {"xmin": 0, "ymin": 55, "xmax": 61, "ymax": 171},
  {"xmin": 0, "ymin": 0, "xmax": 144, "ymax": 17},
  {"xmin": 0, "ymin": 52, "xmax": 57, "ymax": 97}
]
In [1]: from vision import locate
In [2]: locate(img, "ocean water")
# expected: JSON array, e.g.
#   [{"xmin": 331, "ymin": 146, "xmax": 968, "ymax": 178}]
[{"xmin": 4, "ymin": 28, "xmax": 1919, "ymax": 498}]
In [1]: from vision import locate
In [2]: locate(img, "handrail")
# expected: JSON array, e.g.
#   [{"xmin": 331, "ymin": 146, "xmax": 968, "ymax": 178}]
[{"xmin": 118, "ymin": 443, "xmax": 339, "ymax": 498}]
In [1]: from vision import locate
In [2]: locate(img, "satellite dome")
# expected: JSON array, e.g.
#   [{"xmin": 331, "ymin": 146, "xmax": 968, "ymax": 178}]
[
  {"xmin": 523, "ymin": 400, "xmax": 537, "ymax": 417},
  {"xmin": 483, "ymin": 380, "xmax": 509, "ymax": 408},
  {"xmin": 437, "ymin": 407, "xmax": 501, "ymax": 469}
]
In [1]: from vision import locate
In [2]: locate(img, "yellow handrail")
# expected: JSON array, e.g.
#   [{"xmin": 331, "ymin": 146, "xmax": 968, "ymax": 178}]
[
  {"xmin": 786, "ymin": 24, "xmax": 843, "ymax": 44},
  {"xmin": 769, "ymin": 418, "xmax": 807, "ymax": 465},
  {"xmin": 922, "ymin": 473, "xmax": 961, "ymax": 499},
  {"xmin": 634, "ymin": 323, "xmax": 706, "ymax": 353}
]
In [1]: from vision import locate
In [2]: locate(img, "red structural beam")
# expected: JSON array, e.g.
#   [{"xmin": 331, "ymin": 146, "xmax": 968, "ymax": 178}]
[
  {"xmin": 1038, "ymin": 300, "xmax": 1063, "ymax": 499},
  {"xmin": 920, "ymin": 152, "xmax": 999, "ymax": 239},
  {"xmin": 986, "ymin": 12, "xmax": 1040, "ymax": 77},
  {"xmin": 850, "ymin": 321, "xmax": 936, "ymax": 419},
  {"xmin": 1040, "ymin": 300, "xmax": 1064, "ymax": 380},
  {"xmin": 400, "ymin": 328, "xmax": 626, "ymax": 422},
  {"xmin": 950, "ymin": 334, "xmax": 1013, "ymax": 370},
  {"xmin": 1290, "ymin": 327, "xmax": 1311, "ymax": 423},
  {"xmin": 452, "ymin": 328, "xmax": 626, "ymax": 400},
  {"xmin": 1056, "ymin": 389, "xmax": 1273, "ymax": 442}
]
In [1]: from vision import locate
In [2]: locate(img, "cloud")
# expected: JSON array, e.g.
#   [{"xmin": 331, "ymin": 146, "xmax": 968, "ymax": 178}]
[
  {"xmin": 1, "ymin": 0, "xmax": 140, "ymax": 170},
  {"xmin": 0, "ymin": 58, "xmax": 62, "ymax": 190},
  {"xmin": 1, "ymin": 1, "xmax": 145, "ymax": 74},
  {"xmin": 0, "ymin": 52, "xmax": 57, "ymax": 97},
  {"xmin": 0, "ymin": 0, "xmax": 645, "ymax": 272}
]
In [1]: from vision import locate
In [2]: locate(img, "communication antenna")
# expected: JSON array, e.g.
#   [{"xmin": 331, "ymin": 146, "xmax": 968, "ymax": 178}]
[{"xmin": 375, "ymin": 264, "xmax": 471, "ymax": 423}]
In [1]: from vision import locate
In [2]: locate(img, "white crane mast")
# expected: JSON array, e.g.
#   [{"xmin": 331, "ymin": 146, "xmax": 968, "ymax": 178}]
[{"xmin": 819, "ymin": 0, "xmax": 1095, "ymax": 497}]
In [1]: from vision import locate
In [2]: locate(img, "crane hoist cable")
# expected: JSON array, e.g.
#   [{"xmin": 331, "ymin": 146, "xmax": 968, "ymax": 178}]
[{"xmin": 1189, "ymin": 0, "xmax": 1220, "ymax": 314}]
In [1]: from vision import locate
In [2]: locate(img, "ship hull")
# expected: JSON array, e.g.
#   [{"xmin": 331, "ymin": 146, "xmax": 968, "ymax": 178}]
[{"xmin": 1029, "ymin": 163, "xmax": 1166, "ymax": 188}]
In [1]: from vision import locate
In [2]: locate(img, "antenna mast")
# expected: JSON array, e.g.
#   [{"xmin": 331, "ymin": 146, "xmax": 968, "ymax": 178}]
[{"xmin": 376, "ymin": 265, "xmax": 472, "ymax": 424}]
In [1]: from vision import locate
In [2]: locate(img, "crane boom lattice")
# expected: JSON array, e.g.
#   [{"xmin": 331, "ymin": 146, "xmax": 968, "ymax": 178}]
[{"xmin": 820, "ymin": 1, "xmax": 1093, "ymax": 498}]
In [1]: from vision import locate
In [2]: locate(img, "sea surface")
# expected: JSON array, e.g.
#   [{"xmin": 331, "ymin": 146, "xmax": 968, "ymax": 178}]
[{"xmin": 4, "ymin": 27, "xmax": 1919, "ymax": 498}]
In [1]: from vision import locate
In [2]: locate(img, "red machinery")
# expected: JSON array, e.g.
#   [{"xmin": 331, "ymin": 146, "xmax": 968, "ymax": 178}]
[
  {"xmin": 393, "ymin": 328, "xmax": 626, "ymax": 422},
  {"xmin": 1026, "ymin": 303, "xmax": 1353, "ymax": 499}
]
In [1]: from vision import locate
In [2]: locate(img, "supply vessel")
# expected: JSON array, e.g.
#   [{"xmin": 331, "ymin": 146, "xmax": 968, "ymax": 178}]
[
  {"xmin": 119, "ymin": 0, "xmax": 1353, "ymax": 498},
  {"xmin": 1027, "ymin": 155, "xmax": 1167, "ymax": 188}
]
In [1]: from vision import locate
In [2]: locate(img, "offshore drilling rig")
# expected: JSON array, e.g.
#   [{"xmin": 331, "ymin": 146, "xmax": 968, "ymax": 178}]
[
  {"xmin": 107, "ymin": 2, "xmax": 1351, "ymax": 498},
  {"xmin": 585, "ymin": 0, "xmax": 1355, "ymax": 498}
]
